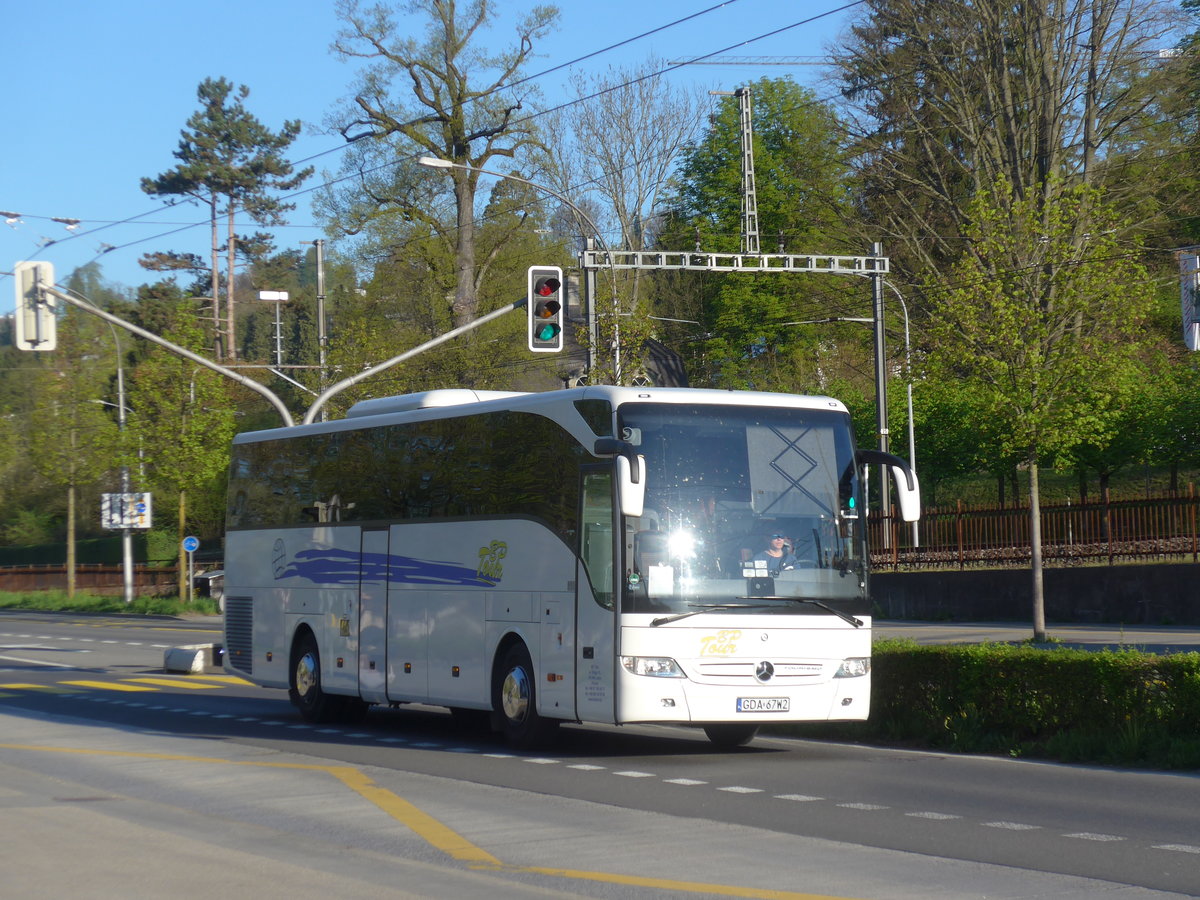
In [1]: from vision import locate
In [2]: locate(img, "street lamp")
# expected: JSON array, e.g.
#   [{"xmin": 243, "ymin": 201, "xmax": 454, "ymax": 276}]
[
  {"xmin": 881, "ymin": 280, "xmax": 919, "ymax": 548},
  {"xmin": 787, "ymin": 280, "xmax": 920, "ymax": 549},
  {"xmin": 416, "ymin": 156, "xmax": 624, "ymax": 382}
]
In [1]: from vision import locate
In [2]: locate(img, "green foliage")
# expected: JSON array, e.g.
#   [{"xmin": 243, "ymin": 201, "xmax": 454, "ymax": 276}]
[
  {"xmin": 790, "ymin": 641, "xmax": 1200, "ymax": 769},
  {"xmin": 126, "ymin": 297, "xmax": 237, "ymax": 538},
  {"xmin": 927, "ymin": 177, "xmax": 1153, "ymax": 462},
  {"xmin": 658, "ymin": 77, "xmax": 865, "ymax": 391},
  {"xmin": 0, "ymin": 509, "xmax": 57, "ymax": 546},
  {"xmin": 0, "ymin": 591, "xmax": 220, "ymax": 616}
]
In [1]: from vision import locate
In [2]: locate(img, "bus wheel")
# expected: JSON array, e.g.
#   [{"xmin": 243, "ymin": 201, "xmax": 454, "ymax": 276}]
[
  {"xmin": 290, "ymin": 632, "xmax": 339, "ymax": 723},
  {"xmin": 494, "ymin": 644, "xmax": 558, "ymax": 749},
  {"xmin": 703, "ymin": 724, "xmax": 758, "ymax": 749}
]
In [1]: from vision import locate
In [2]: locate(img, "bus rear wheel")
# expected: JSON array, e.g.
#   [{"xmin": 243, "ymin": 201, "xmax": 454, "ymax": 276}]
[
  {"xmin": 290, "ymin": 632, "xmax": 342, "ymax": 723},
  {"xmin": 494, "ymin": 643, "xmax": 558, "ymax": 749},
  {"xmin": 703, "ymin": 724, "xmax": 759, "ymax": 749}
]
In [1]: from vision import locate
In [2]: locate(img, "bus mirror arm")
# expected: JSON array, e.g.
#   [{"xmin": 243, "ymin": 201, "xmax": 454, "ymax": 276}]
[
  {"xmin": 856, "ymin": 449, "xmax": 921, "ymax": 523},
  {"xmin": 594, "ymin": 438, "xmax": 646, "ymax": 517}
]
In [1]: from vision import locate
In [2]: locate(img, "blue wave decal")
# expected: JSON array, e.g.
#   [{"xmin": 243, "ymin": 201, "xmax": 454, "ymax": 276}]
[{"xmin": 277, "ymin": 548, "xmax": 492, "ymax": 587}]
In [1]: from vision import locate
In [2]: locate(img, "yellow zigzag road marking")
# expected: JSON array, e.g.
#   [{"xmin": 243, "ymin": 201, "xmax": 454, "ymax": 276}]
[
  {"xmin": 0, "ymin": 684, "xmax": 79, "ymax": 693},
  {"xmin": 59, "ymin": 681, "xmax": 156, "ymax": 692},
  {"xmin": 0, "ymin": 675, "xmax": 246, "ymax": 694},
  {"xmin": 0, "ymin": 742, "xmax": 860, "ymax": 900},
  {"xmin": 123, "ymin": 678, "xmax": 223, "ymax": 690},
  {"xmin": 186, "ymin": 675, "xmax": 251, "ymax": 685}
]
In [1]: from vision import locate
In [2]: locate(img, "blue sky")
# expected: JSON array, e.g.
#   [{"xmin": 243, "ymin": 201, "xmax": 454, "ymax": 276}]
[{"xmin": 1, "ymin": 0, "xmax": 857, "ymax": 314}]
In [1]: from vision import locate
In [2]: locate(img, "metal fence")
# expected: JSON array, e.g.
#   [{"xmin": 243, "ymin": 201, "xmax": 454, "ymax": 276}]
[
  {"xmin": 869, "ymin": 488, "xmax": 1200, "ymax": 570},
  {"xmin": 0, "ymin": 564, "xmax": 178, "ymax": 595}
]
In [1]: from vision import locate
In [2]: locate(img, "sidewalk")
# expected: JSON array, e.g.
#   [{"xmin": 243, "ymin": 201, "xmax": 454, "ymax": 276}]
[{"xmin": 875, "ymin": 620, "xmax": 1200, "ymax": 654}]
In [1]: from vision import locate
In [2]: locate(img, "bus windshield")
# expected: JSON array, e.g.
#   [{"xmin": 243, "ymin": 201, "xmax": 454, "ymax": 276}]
[{"xmin": 617, "ymin": 402, "xmax": 865, "ymax": 616}]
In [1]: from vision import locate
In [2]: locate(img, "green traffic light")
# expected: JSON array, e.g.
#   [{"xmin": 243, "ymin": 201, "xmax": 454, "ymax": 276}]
[{"xmin": 535, "ymin": 323, "xmax": 561, "ymax": 341}]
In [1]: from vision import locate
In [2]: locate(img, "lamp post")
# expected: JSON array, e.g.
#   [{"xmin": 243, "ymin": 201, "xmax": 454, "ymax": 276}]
[
  {"xmin": 784, "ymin": 278, "xmax": 919, "ymax": 549},
  {"xmin": 881, "ymin": 280, "xmax": 918, "ymax": 548},
  {"xmin": 416, "ymin": 156, "xmax": 623, "ymax": 382}
]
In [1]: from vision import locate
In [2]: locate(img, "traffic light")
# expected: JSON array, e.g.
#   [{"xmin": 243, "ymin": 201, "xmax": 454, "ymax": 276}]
[
  {"xmin": 527, "ymin": 265, "xmax": 563, "ymax": 353},
  {"xmin": 13, "ymin": 261, "xmax": 57, "ymax": 351}
]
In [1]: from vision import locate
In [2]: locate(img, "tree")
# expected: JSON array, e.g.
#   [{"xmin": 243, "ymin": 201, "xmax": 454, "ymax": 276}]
[
  {"xmin": 26, "ymin": 307, "xmax": 122, "ymax": 595},
  {"xmin": 329, "ymin": 0, "xmax": 559, "ymax": 329},
  {"xmin": 544, "ymin": 58, "xmax": 706, "ymax": 383},
  {"xmin": 125, "ymin": 290, "xmax": 238, "ymax": 596},
  {"xmin": 925, "ymin": 176, "xmax": 1154, "ymax": 640},
  {"xmin": 836, "ymin": 0, "xmax": 1183, "ymax": 278},
  {"xmin": 659, "ymin": 77, "xmax": 862, "ymax": 390},
  {"xmin": 141, "ymin": 77, "xmax": 312, "ymax": 360}
]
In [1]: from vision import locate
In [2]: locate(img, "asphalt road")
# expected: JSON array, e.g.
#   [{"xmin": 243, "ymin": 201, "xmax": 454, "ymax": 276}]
[{"xmin": 1, "ymin": 610, "xmax": 1198, "ymax": 899}]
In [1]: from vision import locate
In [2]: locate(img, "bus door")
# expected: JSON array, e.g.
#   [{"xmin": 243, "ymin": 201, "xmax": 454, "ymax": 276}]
[
  {"xmin": 358, "ymin": 527, "xmax": 389, "ymax": 704},
  {"xmin": 576, "ymin": 466, "xmax": 617, "ymax": 723}
]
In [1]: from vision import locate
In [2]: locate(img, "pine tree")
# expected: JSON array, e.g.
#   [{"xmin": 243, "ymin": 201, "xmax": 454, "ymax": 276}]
[{"xmin": 141, "ymin": 77, "xmax": 312, "ymax": 360}]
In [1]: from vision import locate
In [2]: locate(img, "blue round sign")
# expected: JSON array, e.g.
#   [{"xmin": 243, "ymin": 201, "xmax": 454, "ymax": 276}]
[{"xmin": 182, "ymin": 536, "xmax": 200, "ymax": 553}]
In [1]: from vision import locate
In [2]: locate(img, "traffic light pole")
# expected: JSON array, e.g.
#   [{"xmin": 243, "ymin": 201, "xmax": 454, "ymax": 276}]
[
  {"xmin": 301, "ymin": 297, "xmax": 526, "ymax": 425},
  {"xmin": 39, "ymin": 284, "xmax": 296, "ymax": 427}
]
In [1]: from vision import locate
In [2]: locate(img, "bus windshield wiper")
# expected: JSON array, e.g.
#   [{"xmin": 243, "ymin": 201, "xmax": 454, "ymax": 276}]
[
  {"xmin": 735, "ymin": 596, "xmax": 864, "ymax": 628},
  {"xmin": 650, "ymin": 603, "xmax": 775, "ymax": 626}
]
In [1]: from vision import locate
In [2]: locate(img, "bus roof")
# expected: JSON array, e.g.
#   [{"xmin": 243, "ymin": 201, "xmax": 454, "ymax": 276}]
[{"xmin": 232, "ymin": 386, "xmax": 850, "ymax": 445}]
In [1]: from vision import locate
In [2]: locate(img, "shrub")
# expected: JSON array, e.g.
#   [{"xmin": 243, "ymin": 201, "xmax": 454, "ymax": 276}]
[{"xmin": 784, "ymin": 641, "xmax": 1200, "ymax": 769}]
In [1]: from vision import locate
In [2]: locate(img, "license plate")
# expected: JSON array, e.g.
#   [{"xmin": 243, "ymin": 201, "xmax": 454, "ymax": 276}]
[{"xmin": 736, "ymin": 697, "xmax": 790, "ymax": 713}]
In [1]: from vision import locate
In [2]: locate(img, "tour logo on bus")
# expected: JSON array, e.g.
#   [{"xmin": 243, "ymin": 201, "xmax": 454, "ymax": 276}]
[
  {"xmin": 699, "ymin": 629, "xmax": 742, "ymax": 656},
  {"xmin": 476, "ymin": 540, "xmax": 507, "ymax": 586}
]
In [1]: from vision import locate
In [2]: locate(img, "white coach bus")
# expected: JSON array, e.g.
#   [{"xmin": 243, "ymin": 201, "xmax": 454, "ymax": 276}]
[{"xmin": 222, "ymin": 386, "xmax": 919, "ymax": 748}]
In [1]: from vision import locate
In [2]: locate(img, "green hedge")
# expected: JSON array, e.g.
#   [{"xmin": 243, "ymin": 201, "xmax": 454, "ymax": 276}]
[
  {"xmin": 784, "ymin": 641, "xmax": 1200, "ymax": 769},
  {"xmin": 0, "ymin": 530, "xmax": 180, "ymax": 567}
]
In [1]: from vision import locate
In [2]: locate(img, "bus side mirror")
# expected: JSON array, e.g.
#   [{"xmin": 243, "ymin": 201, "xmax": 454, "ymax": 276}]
[
  {"xmin": 594, "ymin": 438, "xmax": 646, "ymax": 518},
  {"xmin": 856, "ymin": 449, "xmax": 921, "ymax": 523}
]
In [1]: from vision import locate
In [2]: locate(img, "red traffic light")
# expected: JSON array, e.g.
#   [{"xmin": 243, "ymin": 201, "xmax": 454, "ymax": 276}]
[{"xmin": 527, "ymin": 265, "xmax": 564, "ymax": 353}]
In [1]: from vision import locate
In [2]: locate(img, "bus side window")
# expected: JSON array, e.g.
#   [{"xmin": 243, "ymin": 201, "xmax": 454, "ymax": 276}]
[{"xmin": 580, "ymin": 471, "xmax": 615, "ymax": 610}]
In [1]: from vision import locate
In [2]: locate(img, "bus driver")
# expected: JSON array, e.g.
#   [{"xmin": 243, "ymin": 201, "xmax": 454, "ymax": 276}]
[{"xmin": 754, "ymin": 533, "xmax": 796, "ymax": 575}]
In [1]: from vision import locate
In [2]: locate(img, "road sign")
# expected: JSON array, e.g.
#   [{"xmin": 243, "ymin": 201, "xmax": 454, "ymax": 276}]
[
  {"xmin": 13, "ymin": 260, "xmax": 57, "ymax": 351},
  {"xmin": 182, "ymin": 536, "xmax": 200, "ymax": 553},
  {"xmin": 101, "ymin": 492, "xmax": 152, "ymax": 530}
]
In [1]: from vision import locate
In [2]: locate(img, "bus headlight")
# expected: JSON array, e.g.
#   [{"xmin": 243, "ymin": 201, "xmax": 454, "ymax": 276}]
[
  {"xmin": 833, "ymin": 657, "xmax": 871, "ymax": 678},
  {"xmin": 621, "ymin": 656, "xmax": 685, "ymax": 677}
]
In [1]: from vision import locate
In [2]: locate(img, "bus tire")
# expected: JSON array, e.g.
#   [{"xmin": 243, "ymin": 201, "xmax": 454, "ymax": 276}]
[
  {"xmin": 494, "ymin": 643, "xmax": 558, "ymax": 749},
  {"xmin": 703, "ymin": 724, "xmax": 758, "ymax": 749},
  {"xmin": 290, "ymin": 631, "xmax": 340, "ymax": 724}
]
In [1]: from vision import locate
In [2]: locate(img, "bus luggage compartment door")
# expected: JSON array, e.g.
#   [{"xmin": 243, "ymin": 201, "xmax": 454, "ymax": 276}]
[{"xmin": 358, "ymin": 528, "xmax": 389, "ymax": 703}]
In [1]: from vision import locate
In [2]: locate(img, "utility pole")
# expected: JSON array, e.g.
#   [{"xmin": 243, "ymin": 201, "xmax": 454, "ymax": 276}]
[
  {"xmin": 314, "ymin": 239, "xmax": 328, "ymax": 407},
  {"xmin": 711, "ymin": 87, "xmax": 760, "ymax": 255}
]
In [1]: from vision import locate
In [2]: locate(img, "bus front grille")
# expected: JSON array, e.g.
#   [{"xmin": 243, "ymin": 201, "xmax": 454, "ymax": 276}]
[{"xmin": 224, "ymin": 596, "xmax": 253, "ymax": 676}]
